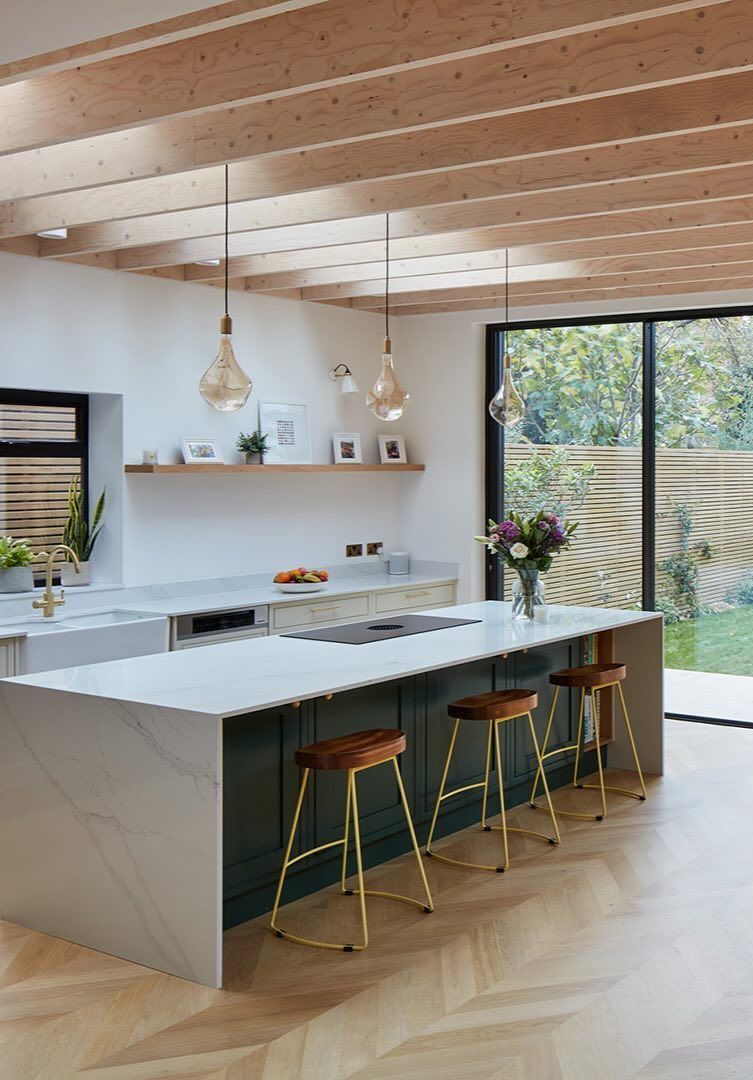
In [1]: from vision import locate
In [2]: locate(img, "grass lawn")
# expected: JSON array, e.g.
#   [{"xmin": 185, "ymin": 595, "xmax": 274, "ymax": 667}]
[{"xmin": 664, "ymin": 606, "xmax": 753, "ymax": 676}]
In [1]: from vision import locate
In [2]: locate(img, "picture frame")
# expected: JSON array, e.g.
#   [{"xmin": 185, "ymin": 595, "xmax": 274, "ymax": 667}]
[
  {"xmin": 259, "ymin": 402, "xmax": 311, "ymax": 464},
  {"xmin": 332, "ymin": 432, "xmax": 362, "ymax": 464},
  {"xmin": 181, "ymin": 437, "xmax": 224, "ymax": 464},
  {"xmin": 378, "ymin": 434, "xmax": 408, "ymax": 465}
]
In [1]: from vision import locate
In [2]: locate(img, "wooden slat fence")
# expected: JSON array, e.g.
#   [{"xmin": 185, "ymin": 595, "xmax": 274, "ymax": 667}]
[{"xmin": 504, "ymin": 444, "xmax": 753, "ymax": 609}]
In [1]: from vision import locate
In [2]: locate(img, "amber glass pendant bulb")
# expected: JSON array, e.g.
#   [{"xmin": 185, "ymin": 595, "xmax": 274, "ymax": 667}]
[
  {"xmin": 366, "ymin": 336, "xmax": 409, "ymax": 421},
  {"xmin": 488, "ymin": 353, "xmax": 525, "ymax": 428},
  {"xmin": 199, "ymin": 314, "xmax": 252, "ymax": 412}
]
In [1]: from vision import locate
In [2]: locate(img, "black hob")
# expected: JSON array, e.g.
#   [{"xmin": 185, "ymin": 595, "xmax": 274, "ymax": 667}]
[{"xmin": 283, "ymin": 613, "xmax": 480, "ymax": 645}]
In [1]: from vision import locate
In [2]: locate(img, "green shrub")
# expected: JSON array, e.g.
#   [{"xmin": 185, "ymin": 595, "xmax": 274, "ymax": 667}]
[
  {"xmin": 0, "ymin": 536, "xmax": 35, "ymax": 569},
  {"xmin": 726, "ymin": 573, "xmax": 753, "ymax": 606}
]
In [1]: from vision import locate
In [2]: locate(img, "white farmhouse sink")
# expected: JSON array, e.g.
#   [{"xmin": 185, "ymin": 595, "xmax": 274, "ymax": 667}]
[{"xmin": 0, "ymin": 609, "xmax": 169, "ymax": 674}]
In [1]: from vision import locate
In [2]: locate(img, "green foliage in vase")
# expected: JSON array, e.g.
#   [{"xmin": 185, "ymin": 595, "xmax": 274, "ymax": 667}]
[
  {"xmin": 236, "ymin": 429, "xmax": 269, "ymax": 455},
  {"xmin": 0, "ymin": 536, "xmax": 35, "ymax": 569},
  {"xmin": 62, "ymin": 478, "xmax": 106, "ymax": 562}
]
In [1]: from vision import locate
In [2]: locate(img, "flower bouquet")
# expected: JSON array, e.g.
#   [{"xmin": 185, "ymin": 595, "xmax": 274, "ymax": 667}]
[{"xmin": 475, "ymin": 511, "xmax": 578, "ymax": 620}]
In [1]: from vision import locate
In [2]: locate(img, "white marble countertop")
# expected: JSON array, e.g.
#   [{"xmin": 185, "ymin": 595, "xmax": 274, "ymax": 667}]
[
  {"xmin": 0, "ymin": 567, "xmax": 457, "ymax": 636},
  {"xmin": 6, "ymin": 601, "xmax": 662, "ymax": 719}
]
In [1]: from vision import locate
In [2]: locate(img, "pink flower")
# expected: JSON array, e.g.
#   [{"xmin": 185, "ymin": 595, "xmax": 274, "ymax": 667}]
[{"xmin": 490, "ymin": 533, "xmax": 500, "ymax": 544}]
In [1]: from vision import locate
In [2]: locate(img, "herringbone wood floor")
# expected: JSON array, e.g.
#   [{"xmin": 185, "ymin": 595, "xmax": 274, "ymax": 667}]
[{"xmin": 2, "ymin": 720, "xmax": 753, "ymax": 1080}]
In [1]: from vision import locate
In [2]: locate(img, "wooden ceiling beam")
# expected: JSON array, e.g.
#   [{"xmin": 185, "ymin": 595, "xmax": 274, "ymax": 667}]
[
  {"xmin": 384, "ymin": 274, "xmax": 753, "ymax": 315},
  {"xmin": 0, "ymin": 1, "xmax": 325, "ymax": 85},
  {"xmin": 10, "ymin": 119, "xmax": 753, "ymax": 246},
  {"xmin": 0, "ymin": 0, "xmax": 724, "ymax": 154},
  {"xmin": 5, "ymin": 55, "xmax": 753, "ymax": 208},
  {"xmin": 29, "ymin": 157, "xmax": 753, "ymax": 260}
]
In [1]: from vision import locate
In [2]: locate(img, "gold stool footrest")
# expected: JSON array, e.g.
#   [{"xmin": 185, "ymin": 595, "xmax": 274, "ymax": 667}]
[
  {"xmin": 483, "ymin": 822, "xmax": 558, "ymax": 845},
  {"xmin": 530, "ymin": 799, "xmax": 604, "ymax": 822},
  {"xmin": 576, "ymin": 781, "xmax": 647, "ymax": 802},
  {"xmin": 342, "ymin": 886, "xmax": 433, "ymax": 912}
]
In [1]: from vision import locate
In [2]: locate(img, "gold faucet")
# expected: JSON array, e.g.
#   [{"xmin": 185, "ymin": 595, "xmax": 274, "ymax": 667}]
[{"xmin": 32, "ymin": 546, "xmax": 80, "ymax": 618}]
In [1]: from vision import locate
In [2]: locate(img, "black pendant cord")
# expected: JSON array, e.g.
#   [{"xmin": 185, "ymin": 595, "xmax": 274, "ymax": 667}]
[
  {"xmin": 224, "ymin": 163, "xmax": 229, "ymax": 317},
  {"xmin": 385, "ymin": 212, "xmax": 390, "ymax": 341}
]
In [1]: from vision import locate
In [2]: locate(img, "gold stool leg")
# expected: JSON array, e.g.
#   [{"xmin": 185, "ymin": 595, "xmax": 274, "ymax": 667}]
[
  {"xmin": 348, "ymin": 769, "xmax": 369, "ymax": 949},
  {"xmin": 575, "ymin": 688, "xmax": 608, "ymax": 820},
  {"xmin": 480, "ymin": 718, "xmax": 494, "ymax": 830},
  {"xmin": 578, "ymin": 682, "xmax": 648, "ymax": 803},
  {"xmin": 617, "ymin": 681, "xmax": 648, "ymax": 800},
  {"xmin": 526, "ymin": 712, "xmax": 560, "ymax": 845},
  {"xmin": 392, "ymin": 758, "xmax": 434, "ymax": 912},
  {"xmin": 426, "ymin": 716, "xmax": 505, "ymax": 873},
  {"xmin": 533, "ymin": 685, "xmax": 603, "ymax": 822},
  {"xmin": 269, "ymin": 768, "xmax": 310, "ymax": 938},
  {"xmin": 425, "ymin": 717, "xmax": 460, "ymax": 855},
  {"xmin": 342, "ymin": 759, "xmax": 435, "ymax": 912},
  {"xmin": 529, "ymin": 686, "xmax": 559, "ymax": 806},
  {"xmin": 340, "ymin": 766, "xmax": 352, "ymax": 894},
  {"xmin": 493, "ymin": 717, "xmax": 510, "ymax": 871},
  {"xmin": 572, "ymin": 687, "xmax": 587, "ymax": 789}
]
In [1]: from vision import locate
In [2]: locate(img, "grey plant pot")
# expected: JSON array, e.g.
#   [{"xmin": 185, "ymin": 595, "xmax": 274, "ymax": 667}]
[
  {"xmin": 244, "ymin": 451, "xmax": 263, "ymax": 464},
  {"xmin": 0, "ymin": 566, "xmax": 34, "ymax": 593},
  {"xmin": 61, "ymin": 560, "xmax": 90, "ymax": 586}
]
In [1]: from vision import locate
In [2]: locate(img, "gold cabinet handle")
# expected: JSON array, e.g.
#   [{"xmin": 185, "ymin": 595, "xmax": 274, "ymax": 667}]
[
  {"xmin": 405, "ymin": 589, "xmax": 431, "ymax": 599},
  {"xmin": 310, "ymin": 604, "xmax": 340, "ymax": 614}
]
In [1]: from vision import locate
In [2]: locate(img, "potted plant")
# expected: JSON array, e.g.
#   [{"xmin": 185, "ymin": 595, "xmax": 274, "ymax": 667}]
[
  {"xmin": 0, "ymin": 537, "xmax": 36, "ymax": 593},
  {"xmin": 236, "ymin": 429, "xmax": 269, "ymax": 465},
  {"xmin": 61, "ymin": 478, "xmax": 106, "ymax": 586}
]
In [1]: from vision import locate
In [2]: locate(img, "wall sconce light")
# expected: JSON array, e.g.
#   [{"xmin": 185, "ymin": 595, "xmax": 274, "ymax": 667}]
[{"xmin": 330, "ymin": 364, "xmax": 359, "ymax": 394}]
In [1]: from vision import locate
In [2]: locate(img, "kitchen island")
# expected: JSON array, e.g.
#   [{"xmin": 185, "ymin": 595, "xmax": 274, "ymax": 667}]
[{"xmin": 0, "ymin": 601, "xmax": 663, "ymax": 988}]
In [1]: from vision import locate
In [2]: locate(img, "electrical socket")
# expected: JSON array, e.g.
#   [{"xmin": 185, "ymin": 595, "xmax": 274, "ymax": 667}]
[
  {"xmin": 345, "ymin": 543, "xmax": 363, "ymax": 558},
  {"xmin": 366, "ymin": 542, "xmax": 383, "ymax": 556}
]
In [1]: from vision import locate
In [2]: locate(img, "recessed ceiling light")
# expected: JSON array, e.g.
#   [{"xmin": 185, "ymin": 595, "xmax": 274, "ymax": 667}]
[
  {"xmin": 36, "ymin": 227, "xmax": 68, "ymax": 239},
  {"xmin": 195, "ymin": 258, "xmax": 221, "ymax": 266}
]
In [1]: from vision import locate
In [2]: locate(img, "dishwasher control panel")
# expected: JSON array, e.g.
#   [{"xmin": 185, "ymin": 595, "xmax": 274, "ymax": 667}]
[{"xmin": 171, "ymin": 605, "xmax": 269, "ymax": 648}]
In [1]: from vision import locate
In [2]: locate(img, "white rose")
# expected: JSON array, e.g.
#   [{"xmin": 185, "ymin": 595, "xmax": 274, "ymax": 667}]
[{"xmin": 510, "ymin": 543, "xmax": 529, "ymax": 559}]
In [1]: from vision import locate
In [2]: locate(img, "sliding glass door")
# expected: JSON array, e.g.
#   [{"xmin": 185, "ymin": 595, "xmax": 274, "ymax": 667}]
[{"xmin": 487, "ymin": 308, "xmax": 753, "ymax": 723}]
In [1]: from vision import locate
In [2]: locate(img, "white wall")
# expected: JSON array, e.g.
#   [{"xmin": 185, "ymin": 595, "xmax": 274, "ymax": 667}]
[
  {"xmin": 396, "ymin": 286, "xmax": 753, "ymax": 603},
  {"xmin": 0, "ymin": 252, "xmax": 413, "ymax": 585}
]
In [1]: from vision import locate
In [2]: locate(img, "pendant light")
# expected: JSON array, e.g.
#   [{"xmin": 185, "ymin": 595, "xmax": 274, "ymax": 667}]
[
  {"xmin": 366, "ymin": 212, "xmax": 409, "ymax": 421},
  {"xmin": 488, "ymin": 248, "xmax": 525, "ymax": 428},
  {"xmin": 199, "ymin": 165, "xmax": 253, "ymax": 412}
]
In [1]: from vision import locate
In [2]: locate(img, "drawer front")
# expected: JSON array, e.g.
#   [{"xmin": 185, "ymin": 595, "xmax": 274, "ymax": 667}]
[
  {"xmin": 271, "ymin": 593, "xmax": 369, "ymax": 631},
  {"xmin": 375, "ymin": 582, "xmax": 455, "ymax": 614}
]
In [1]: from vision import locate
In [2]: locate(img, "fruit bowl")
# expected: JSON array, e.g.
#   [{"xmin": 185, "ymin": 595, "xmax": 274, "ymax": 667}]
[
  {"xmin": 275, "ymin": 581, "xmax": 327, "ymax": 594},
  {"xmin": 273, "ymin": 567, "xmax": 329, "ymax": 593}
]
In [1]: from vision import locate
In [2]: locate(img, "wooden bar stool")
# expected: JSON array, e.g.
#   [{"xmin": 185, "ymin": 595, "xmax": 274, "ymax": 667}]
[
  {"xmin": 269, "ymin": 728, "xmax": 433, "ymax": 952},
  {"xmin": 530, "ymin": 662, "xmax": 647, "ymax": 822},
  {"xmin": 425, "ymin": 689, "xmax": 560, "ymax": 873}
]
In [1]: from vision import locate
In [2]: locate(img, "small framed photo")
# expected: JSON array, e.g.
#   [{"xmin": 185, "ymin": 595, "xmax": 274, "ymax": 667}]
[
  {"xmin": 181, "ymin": 437, "xmax": 224, "ymax": 464},
  {"xmin": 259, "ymin": 402, "xmax": 311, "ymax": 464},
  {"xmin": 333, "ymin": 432, "xmax": 362, "ymax": 464},
  {"xmin": 378, "ymin": 434, "xmax": 408, "ymax": 464}
]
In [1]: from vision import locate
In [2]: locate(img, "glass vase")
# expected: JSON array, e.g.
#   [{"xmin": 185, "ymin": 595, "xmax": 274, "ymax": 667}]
[{"xmin": 511, "ymin": 568, "xmax": 546, "ymax": 621}]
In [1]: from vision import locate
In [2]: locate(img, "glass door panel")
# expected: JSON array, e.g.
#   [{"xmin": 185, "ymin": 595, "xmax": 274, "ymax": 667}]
[
  {"xmin": 504, "ymin": 322, "xmax": 643, "ymax": 610},
  {"xmin": 656, "ymin": 315, "xmax": 753, "ymax": 719}
]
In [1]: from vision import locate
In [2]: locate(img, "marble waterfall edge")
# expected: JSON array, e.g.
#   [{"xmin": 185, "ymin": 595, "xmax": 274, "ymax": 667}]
[{"xmin": 0, "ymin": 682, "xmax": 222, "ymax": 986}]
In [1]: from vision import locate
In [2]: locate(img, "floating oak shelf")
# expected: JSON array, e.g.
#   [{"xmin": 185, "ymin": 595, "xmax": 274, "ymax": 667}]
[{"xmin": 125, "ymin": 463, "xmax": 425, "ymax": 474}]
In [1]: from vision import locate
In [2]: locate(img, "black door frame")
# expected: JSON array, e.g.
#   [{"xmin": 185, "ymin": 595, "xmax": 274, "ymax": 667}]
[{"xmin": 484, "ymin": 303, "xmax": 753, "ymax": 607}]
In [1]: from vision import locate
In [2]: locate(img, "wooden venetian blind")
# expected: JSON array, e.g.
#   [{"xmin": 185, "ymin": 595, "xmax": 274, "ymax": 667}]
[{"xmin": 0, "ymin": 394, "xmax": 88, "ymax": 582}]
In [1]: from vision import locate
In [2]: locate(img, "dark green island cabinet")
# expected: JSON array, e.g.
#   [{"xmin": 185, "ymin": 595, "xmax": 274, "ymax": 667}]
[{"xmin": 223, "ymin": 636, "xmax": 599, "ymax": 928}]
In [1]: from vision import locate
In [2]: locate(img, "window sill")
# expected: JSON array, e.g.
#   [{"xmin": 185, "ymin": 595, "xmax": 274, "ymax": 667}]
[{"xmin": 0, "ymin": 582, "xmax": 124, "ymax": 602}]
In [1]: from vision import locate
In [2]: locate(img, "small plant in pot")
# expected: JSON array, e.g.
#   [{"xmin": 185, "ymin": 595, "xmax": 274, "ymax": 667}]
[
  {"xmin": 61, "ymin": 478, "xmax": 106, "ymax": 586},
  {"xmin": 236, "ymin": 429, "xmax": 269, "ymax": 465},
  {"xmin": 0, "ymin": 537, "xmax": 36, "ymax": 593}
]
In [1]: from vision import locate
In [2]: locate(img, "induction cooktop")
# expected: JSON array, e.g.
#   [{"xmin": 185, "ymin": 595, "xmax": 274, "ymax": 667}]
[{"xmin": 283, "ymin": 613, "xmax": 481, "ymax": 644}]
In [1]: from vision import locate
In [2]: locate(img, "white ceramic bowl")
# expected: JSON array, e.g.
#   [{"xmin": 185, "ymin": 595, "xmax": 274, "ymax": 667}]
[{"xmin": 275, "ymin": 581, "xmax": 327, "ymax": 593}]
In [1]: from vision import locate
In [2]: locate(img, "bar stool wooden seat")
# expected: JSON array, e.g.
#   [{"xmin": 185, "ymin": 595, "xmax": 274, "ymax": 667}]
[
  {"xmin": 270, "ymin": 728, "xmax": 433, "ymax": 952},
  {"xmin": 425, "ymin": 689, "xmax": 560, "ymax": 873},
  {"xmin": 530, "ymin": 662, "xmax": 647, "ymax": 823}
]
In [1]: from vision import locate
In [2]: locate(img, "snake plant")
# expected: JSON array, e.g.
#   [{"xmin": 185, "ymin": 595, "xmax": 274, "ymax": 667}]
[{"xmin": 61, "ymin": 477, "xmax": 105, "ymax": 562}]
